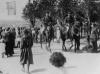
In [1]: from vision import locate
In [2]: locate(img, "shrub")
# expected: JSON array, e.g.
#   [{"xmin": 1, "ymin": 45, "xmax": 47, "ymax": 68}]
[{"xmin": 49, "ymin": 52, "xmax": 66, "ymax": 68}]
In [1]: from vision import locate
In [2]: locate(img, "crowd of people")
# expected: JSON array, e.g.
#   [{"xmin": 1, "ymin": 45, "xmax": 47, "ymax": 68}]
[
  {"xmin": 0, "ymin": 22, "xmax": 99, "ymax": 74},
  {"xmin": 0, "ymin": 13, "xmax": 100, "ymax": 74},
  {"xmin": 0, "ymin": 27, "xmax": 33, "ymax": 73}
]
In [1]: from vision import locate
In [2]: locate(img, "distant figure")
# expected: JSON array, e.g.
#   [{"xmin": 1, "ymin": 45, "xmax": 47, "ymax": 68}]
[
  {"xmin": 39, "ymin": 25, "xmax": 45, "ymax": 48},
  {"xmin": 20, "ymin": 29, "xmax": 33, "ymax": 74},
  {"xmin": 0, "ymin": 37, "xmax": 5, "ymax": 58},
  {"xmin": 4, "ymin": 28, "xmax": 13, "ymax": 57},
  {"xmin": 56, "ymin": 26, "xmax": 61, "ymax": 42},
  {"xmin": 90, "ymin": 26, "xmax": 98, "ymax": 53},
  {"xmin": 16, "ymin": 27, "xmax": 21, "ymax": 48},
  {"xmin": 73, "ymin": 21, "xmax": 80, "ymax": 52},
  {"xmin": 9, "ymin": 28, "xmax": 16, "ymax": 55}
]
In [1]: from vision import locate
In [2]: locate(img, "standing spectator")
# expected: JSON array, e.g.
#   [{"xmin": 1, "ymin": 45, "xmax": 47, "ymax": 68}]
[
  {"xmin": 73, "ymin": 21, "xmax": 80, "ymax": 52},
  {"xmin": 16, "ymin": 27, "xmax": 21, "ymax": 48},
  {"xmin": 56, "ymin": 26, "xmax": 61, "ymax": 43},
  {"xmin": 87, "ymin": 34, "xmax": 90, "ymax": 46},
  {"xmin": 0, "ymin": 36, "xmax": 5, "ymax": 58},
  {"xmin": 90, "ymin": 25, "xmax": 98, "ymax": 53},
  {"xmin": 35, "ymin": 27, "xmax": 39, "ymax": 43},
  {"xmin": 39, "ymin": 25, "xmax": 45, "ymax": 48},
  {"xmin": 12, "ymin": 28, "xmax": 16, "ymax": 48},
  {"xmin": 31, "ymin": 28, "xmax": 35, "ymax": 42},
  {"xmin": 4, "ymin": 28, "xmax": 12, "ymax": 57},
  {"xmin": 0, "ymin": 27, "xmax": 2, "ymax": 39},
  {"xmin": 3, "ymin": 27, "xmax": 14, "ymax": 57},
  {"xmin": 9, "ymin": 28, "xmax": 16, "ymax": 55},
  {"xmin": 20, "ymin": 29, "xmax": 33, "ymax": 74}
]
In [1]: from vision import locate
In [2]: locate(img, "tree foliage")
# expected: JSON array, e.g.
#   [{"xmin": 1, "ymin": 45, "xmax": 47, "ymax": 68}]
[
  {"xmin": 22, "ymin": 1, "xmax": 38, "ymax": 27},
  {"xmin": 22, "ymin": 0, "xmax": 100, "ymax": 27},
  {"xmin": 56, "ymin": 0, "xmax": 78, "ymax": 19},
  {"xmin": 89, "ymin": 1, "xmax": 99, "ymax": 22}
]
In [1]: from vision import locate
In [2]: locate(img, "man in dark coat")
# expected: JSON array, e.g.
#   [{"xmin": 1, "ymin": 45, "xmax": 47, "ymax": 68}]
[
  {"xmin": 4, "ymin": 28, "xmax": 12, "ymax": 57},
  {"xmin": 73, "ymin": 21, "xmax": 80, "ymax": 52},
  {"xmin": 9, "ymin": 28, "xmax": 16, "ymax": 55}
]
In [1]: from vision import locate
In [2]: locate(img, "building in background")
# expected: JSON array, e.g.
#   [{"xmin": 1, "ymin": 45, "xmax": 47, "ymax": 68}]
[{"xmin": 0, "ymin": 0, "xmax": 30, "ymax": 27}]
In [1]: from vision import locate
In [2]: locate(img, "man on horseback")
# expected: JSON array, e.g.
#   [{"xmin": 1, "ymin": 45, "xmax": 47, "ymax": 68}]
[
  {"xmin": 60, "ymin": 12, "xmax": 75, "ymax": 51},
  {"xmin": 43, "ymin": 12, "xmax": 55, "ymax": 52}
]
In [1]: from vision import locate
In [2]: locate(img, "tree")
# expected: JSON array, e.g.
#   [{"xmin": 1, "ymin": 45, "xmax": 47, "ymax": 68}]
[
  {"xmin": 89, "ymin": 1, "xmax": 99, "ymax": 22},
  {"xmin": 53, "ymin": 0, "xmax": 80, "ymax": 26},
  {"xmin": 23, "ymin": 0, "xmax": 92, "ymax": 28},
  {"xmin": 36, "ymin": 0, "xmax": 56, "ymax": 17},
  {"xmin": 22, "ymin": 1, "xmax": 38, "ymax": 27},
  {"xmin": 36, "ymin": 0, "xmax": 57, "ymax": 26}
]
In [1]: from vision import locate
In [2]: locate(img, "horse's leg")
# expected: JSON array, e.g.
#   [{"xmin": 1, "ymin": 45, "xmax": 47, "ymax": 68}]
[
  {"xmin": 48, "ymin": 39, "xmax": 52, "ymax": 52},
  {"xmin": 62, "ymin": 40, "xmax": 67, "ymax": 51},
  {"xmin": 36, "ymin": 34, "xmax": 38, "ymax": 43},
  {"xmin": 46, "ymin": 40, "xmax": 48, "ymax": 50},
  {"xmin": 69, "ymin": 38, "xmax": 74, "ymax": 50},
  {"xmin": 62, "ymin": 40, "xmax": 64, "ymax": 50},
  {"xmin": 64, "ymin": 40, "xmax": 67, "ymax": 51},
  {"xmin": 74, "ymin": 40, "xmax": 77, "ymax": 52},
  {"xmin": 45, "ymin": 37, "xmax": 50, "ymax": 52},
  {"xmin": 62, "ymin": 41, "xmax": 65, "ymax": 51}
]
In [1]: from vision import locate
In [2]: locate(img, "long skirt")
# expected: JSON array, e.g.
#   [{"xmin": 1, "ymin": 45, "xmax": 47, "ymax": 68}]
[{"xmin": 20, "ymin": 48, "xmax": 33, "ymax": 64}]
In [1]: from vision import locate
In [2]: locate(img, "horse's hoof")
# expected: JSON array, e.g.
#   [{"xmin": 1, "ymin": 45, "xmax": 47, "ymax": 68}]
[
  {"xmin": 64, "ymin": 49, "xmax": 67, "ymax": 52},
  {"xmin": 62, "ymin": 48, "xmax": 67, "ymax": 52},
  {"xmin": 75, "ymin": 50, "xmax": 77, "ymax": 53}
]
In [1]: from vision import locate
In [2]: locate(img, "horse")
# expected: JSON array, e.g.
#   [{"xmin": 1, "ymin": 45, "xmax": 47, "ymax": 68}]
[{"xmin": 60, "ymin": 24, "xmax": 74, "ymax": 51}]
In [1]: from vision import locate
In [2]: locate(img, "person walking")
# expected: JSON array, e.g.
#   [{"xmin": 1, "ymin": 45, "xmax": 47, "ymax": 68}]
[{"xmin": 20, "ymin": 29, "xmax": 33, "ymax": 74}]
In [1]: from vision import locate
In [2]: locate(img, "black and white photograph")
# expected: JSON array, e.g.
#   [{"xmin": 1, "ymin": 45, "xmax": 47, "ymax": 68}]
[{"xmin": 0, "ymin": 0, "xmax": 100, "ymax": 74}]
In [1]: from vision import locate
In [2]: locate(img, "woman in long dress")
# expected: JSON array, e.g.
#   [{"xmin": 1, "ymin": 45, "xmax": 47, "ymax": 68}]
[{"xmin": 20, "ymin": 29, "xmax": 33, "ymax": 74}]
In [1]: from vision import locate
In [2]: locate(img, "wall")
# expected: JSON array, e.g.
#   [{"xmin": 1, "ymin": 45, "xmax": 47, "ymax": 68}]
[{"xmin": 0, "ymin": 0, "xmax": 28, "ymax": 21}]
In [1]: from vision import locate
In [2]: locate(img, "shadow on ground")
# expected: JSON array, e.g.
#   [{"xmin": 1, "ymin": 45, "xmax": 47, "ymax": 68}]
[
  {"xmin": 0, "ymin": 71, "xmax": 3, "ymax": 74},
  {"xmin": 66, "ymin": 66, "xmax": 77, "ymax": 69},
  {"xmin": 30, "ymin": 68, "xmax": 46, "ymax": 73}
]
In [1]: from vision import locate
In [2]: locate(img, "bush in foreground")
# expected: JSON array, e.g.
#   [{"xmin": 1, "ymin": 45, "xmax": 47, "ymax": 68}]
[{"xmin": 49, "ymin": 52, "xmax": 66, "ymax": 68}]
